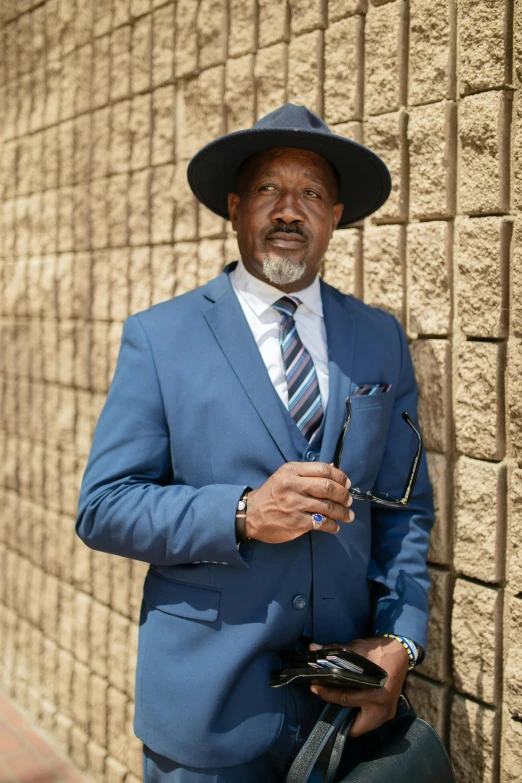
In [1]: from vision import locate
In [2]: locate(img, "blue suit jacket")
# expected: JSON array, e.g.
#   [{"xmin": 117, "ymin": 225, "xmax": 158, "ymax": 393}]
[{"xmin": 76, "ymin": 264, "xmax": 434, "ymax": 768}]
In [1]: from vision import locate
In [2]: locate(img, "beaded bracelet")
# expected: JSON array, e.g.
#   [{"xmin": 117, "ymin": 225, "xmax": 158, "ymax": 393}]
[{"xmin": 381, "ymin": 633, "xmax": 419, "ymax": 670}]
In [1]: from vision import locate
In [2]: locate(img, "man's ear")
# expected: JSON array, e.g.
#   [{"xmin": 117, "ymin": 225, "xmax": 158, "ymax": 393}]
[
  {"xmin": 332, "ymin": 202, "xmax": 344, "ymax": 232},
  {"xmin": 228, "ymin": 192, "xmax": 240, "ymax": 230}
]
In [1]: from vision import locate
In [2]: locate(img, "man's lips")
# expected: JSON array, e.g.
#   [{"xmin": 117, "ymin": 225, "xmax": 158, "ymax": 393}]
[{"xmin": 266, "ymin": 232, "xmax": 307, "ymax": 249}]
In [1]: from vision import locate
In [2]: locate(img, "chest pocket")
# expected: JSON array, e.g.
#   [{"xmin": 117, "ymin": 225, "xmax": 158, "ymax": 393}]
[{"xmin": 339, "ymin": 394, "xmax": 395, "ymax": 490}]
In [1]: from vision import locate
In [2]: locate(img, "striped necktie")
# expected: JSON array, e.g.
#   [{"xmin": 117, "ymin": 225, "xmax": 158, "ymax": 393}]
[{"xmin": 272, "ymin": 296, "xmax": 324, "ymax": 443}]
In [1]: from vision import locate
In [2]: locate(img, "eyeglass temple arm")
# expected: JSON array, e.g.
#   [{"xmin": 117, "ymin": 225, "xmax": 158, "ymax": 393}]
[
  {"xmin": 400, "ymin": 412, "xmax": 423, "ymax": 505},
  {"xmin": 333, "ymin": 397, "xmax": 352, "ymax": 471}
]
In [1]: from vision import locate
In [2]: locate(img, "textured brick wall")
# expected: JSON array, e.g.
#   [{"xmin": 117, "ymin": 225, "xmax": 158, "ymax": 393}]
[{"xmin": 0, "ymin": 1, "xmax": 519, "ymax": 781}]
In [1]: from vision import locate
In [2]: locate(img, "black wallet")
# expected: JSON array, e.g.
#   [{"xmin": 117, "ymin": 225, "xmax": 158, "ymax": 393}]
[{"xmin": 270, "ymin": 647, "xmax": 388, "ymax": 690}]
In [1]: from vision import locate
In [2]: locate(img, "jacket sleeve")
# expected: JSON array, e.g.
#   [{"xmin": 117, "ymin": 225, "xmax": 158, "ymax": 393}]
[
  {"xmin": 75, "ymin": 314, "xmax": 249, "ymax": 568},
  {"xmin": 368, "ymin": 316, "xmax": 435, "ymax": 652}
]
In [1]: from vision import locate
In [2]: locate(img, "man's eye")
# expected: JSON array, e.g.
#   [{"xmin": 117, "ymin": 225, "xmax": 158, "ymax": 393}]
[
  {"xmin": 305, "ymin": 190, "xmax": 319, "ymax": 198},
  {"xmin": 260, "ymin": 184, "xmax": 276, "ymax": 191}
]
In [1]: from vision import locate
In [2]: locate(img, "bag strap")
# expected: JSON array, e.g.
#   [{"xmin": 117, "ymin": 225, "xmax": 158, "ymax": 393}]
[{"xmin": 286, "ymin": 704, "xmax": 357, "ymax": 783}]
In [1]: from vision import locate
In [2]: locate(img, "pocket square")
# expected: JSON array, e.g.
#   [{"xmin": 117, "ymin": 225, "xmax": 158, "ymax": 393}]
[{"xmin": 352, "ymin": 383, "xmax": 392, "ymax": 397}]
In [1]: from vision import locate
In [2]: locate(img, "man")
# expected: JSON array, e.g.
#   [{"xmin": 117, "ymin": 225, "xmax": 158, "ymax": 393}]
[{"xmin": 76, "ymin": 104, "xmax": 434, "ymax": 782}]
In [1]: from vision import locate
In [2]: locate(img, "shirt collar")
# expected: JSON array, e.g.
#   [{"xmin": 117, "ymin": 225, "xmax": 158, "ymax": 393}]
[{"xmin": 230, "ymin": 258, "xmax": 324, "ymax": 319}]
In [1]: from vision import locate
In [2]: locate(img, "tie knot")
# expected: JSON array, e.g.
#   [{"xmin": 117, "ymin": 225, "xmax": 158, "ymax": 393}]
[{"xmin": 273, "ymin": 296, "xmax": 301, "ymax": 319}]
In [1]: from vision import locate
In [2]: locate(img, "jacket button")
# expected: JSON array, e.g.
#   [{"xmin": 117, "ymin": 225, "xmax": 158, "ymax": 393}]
[
  {"xmin": 292, "ymin": 594, "xmax": 307, "ymax": 610},
  {"xmin": 306, "ymin": 451, "xmax": 317, "ymax": 461}
]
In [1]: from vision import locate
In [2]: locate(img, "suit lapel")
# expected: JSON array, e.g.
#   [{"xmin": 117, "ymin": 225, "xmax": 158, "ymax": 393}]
[
  {"xmin": 203, "ymin": 269, "xmax": 298, "ymax": 463},
  {"xmin": 319, "ymin": 281, "xmax": 356, "ymax": 464}
]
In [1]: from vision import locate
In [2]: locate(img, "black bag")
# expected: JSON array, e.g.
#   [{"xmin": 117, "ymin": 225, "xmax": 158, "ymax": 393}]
[{"xmin": 285, "ymin": 695, "xmax": 455, "ymax": 783}]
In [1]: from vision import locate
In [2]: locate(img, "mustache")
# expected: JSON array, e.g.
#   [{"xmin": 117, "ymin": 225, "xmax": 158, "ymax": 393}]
[{"xmin": 266, "ymin": 222, "xmax": 308, "ymax": 240}]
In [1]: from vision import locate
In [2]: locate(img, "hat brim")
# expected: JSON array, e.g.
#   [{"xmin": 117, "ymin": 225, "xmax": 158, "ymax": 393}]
[{"xmin": 187, "ymin": 128, "xmax": 391, "ymax": 229}]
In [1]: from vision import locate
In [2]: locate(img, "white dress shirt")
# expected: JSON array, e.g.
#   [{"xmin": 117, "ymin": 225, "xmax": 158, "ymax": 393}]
[{"xmin": 230, "ymin": 259, "xmax": 329, "ymax": 411}]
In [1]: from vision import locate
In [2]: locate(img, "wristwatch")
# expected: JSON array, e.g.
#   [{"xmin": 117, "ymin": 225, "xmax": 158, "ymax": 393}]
[{"xmin": 235, "ymin": 487, "xmax": 252, "ymax": 545}]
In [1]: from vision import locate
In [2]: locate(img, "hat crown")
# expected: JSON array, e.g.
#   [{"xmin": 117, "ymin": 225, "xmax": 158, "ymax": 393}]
[{"xmin": 253, "ymin": 103, "xmax": 331, "ymax": 135}]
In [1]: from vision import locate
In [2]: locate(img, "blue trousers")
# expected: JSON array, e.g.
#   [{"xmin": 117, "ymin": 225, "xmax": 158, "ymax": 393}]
[{"xmin": 143, "ymin": 684, "xmax": 323, "ymax": 783}]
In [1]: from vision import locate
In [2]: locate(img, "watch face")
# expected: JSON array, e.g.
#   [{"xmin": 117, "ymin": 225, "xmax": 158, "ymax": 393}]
[{"xmin": 237, "ymin": 500, "xmax": 247, "ymax": 511}]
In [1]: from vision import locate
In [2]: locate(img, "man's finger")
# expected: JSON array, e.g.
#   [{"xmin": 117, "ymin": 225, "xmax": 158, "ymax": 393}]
[
  {"xmin": 300, "ymin": 476, "xmax": 353, "ymax": 507},
  {"xmin": 310, "ymin": 685, "xmax": 378, "ymax": 708},
  {"xmin": 291, "ymin": 461, "xmax": 351, "ymax": 489},
  {"xmin": 306, "ymin": 515, "xmax": 340, "ymax": 535}
]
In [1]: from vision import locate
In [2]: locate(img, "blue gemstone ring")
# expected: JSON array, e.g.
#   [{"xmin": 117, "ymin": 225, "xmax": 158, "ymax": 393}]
[{"xmin": 311, "ymin": 513, "xmax": 324, "ymax": 531}]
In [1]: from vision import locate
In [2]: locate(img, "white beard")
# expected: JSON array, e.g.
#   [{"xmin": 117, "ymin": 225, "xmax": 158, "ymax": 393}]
[{"xmin": 262, "ymin": 253, "xmax": 307, "ymax": 286}]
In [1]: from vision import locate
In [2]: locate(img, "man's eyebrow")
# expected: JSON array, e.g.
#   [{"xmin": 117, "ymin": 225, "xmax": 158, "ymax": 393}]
[{"xmin": 257, "ymin": 169, "xmax": 328, "ymax": 187}]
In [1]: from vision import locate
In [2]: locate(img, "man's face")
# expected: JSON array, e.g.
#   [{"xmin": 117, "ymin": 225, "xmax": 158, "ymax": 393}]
[{"xmin": 227, "ymin": 147, "xmax": 344, "ymax": 292}]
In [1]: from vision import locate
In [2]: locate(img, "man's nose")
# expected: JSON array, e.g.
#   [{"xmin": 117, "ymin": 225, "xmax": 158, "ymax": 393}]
[{"xmin": 271, "ymin": 188, "xmax": 305, "ymax": 224}]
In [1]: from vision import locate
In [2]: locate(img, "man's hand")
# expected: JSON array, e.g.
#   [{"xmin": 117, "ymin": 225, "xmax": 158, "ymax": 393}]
[
  {"xmin": 309, "ymin": 637, "xmax": 410, "ymax": 737},
  {"xmin": 245, "ymin": 462, "xmax": 354, "ymax": 543}
]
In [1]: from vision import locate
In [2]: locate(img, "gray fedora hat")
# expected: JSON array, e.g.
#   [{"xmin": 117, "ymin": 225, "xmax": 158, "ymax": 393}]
[{"xmin": 187, "ymin": 104, "xmax": 391, "ymax": 229}]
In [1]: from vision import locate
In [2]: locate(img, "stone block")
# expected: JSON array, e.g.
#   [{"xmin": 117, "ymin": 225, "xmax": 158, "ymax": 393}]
[
  {"xmin": 89, "ymin": 674, "xmax": 108, "ymax": 749},
  {"xmin": 258, "ymin": 0, "xmax": 289, "ymax": 48},
  {"xmin": 90, "ymin": 600, "xmax": 110, "ymax": 679},
  {"xmin": 72, "ymin": 660, "xmax": 90, "ymax": 731},
  {"xmin": 130, "ymin": 14, "xmax": 150, "ymax": 93},
  {"xmin": 410, "ymin": 339, "xmax": 450, "ymax": 453},
  {"xmin": 151, "ymin": 164, "xmax": 175, "ymax": 245},
  {"xmin": 90, "ymin": 320, "xmax": 110, "ymax": 393},
  {"xmin": 513, "ymin": 222, "xmax": 522, "ymax": 339},
  {"xmin": 75, "ymin": 115, "xmax": 91, "ymax": 185},
  {"xmin": 452, "ymin": 579, "xmax": 501, "ymax": 705},
  {"xmin": 129, "ymin": 246, "xmax": 152, "ymax": 313},
  {"xmin": 87, "ymin": 738, "xmax": 106, "ymax": 781},
  {"xmin": 458, "ymin": 0, "xmax": 508, "ymax": 94},
  {"xmin": 106, "ymin": 756, "xmax": 127, "ymax": 783},
  {"xmin": 109, "ymin": 248, "xmax": 131, "ymax": 321},
  {"xmin": 107, "ymin": 686, "xmax": 129, "ymax": 764},
  {"xmin": 509, "ymin": 470, "xmax": 522, "ymax": 592},
  {"xmin": 505, "ymin": 597, "xmax": 522, "ymax": 718},
  {"xmin": 41, "ymin": 573, "xmax": 59, "ymax": 638},
  {"xmin": 151, "ymin": 245, "xmax": 176, "ymax": 305},
  {"xmin": 76, "ymin": 43, "xmax": 92, "ymax": 117},
  {"xmin": 450, "ymin": 695, "xmax": 497, "ymax": 783},
  {"xmin": 406, "ymin": 221, "xmax": 451, "ymax": 337},
  {"xmin": 174, "ymin": 0, "xmax": 198, "ymax": 77},
  {"xmin": 56, "ymin": 648, "xmax": 73, "ymax": 717},
  {"xmin": 109, "ymin": 100, "xmax": 131, "ymax": 176},
  {"xmin": 365, "ymin": 110, "xmax": 406, "ymax": 221},
  {"xmin": 108, "ymin": 612, "xmax": 131, "ymax": 694},
  {"xmin": 174, "ymin": 242, "xmax": 199, "ymax": 295},
  {"xmin": 287, "ymin": 30, "xmax": 323, "ymax": 114},
  {"xmin": 113, "ymin": 0, "xmax": 131, "ymax": 26},
  {"xmin": 107, "ymin": 174, "xmax": 130, "ymax": 248},
  {"xmin": 109, "ymin": 322, "xmax": 125, "ymax": 384},
  {"xmin": 502, "ymin": 715, "xmax": 522, "ymax": 783},
  {"xmin": 459, "ymin": 90, "xmax": 511, "ymax": 215},
  {"xmin": 365, "ymin": 0, "xmax": 403, "ymax": 115},
  {"xmin": 229, "ymin": 0, "xmax": 256, "ymax": 56},
  {"xmin": 507, "ymin": 341, "xmax": 522, "ymax": 461},
  {"xmin": 416, "ymin": 568, "xmax": 451, "ymax": 682},
  {"xmin": 198, "ymin": 239, "xmax": 225, "ymax": 287},
  {"xmin": 57, "ymin": 186, "xmax": 75, "ymax": 253},
  {"xmin": 58, "ymin": 582, "xmax": 76, "ymax": 652},
  {"xmin": 324, "ymin": 16, "xmax": 362, "ymax": 124},
  {"xmin": 152, "ymin": 5, "xmax": 175, "ymax": 88},
  {"xmin": 323, "ymin": 228, "xmax": 362, "ymax": 298},
  {"xmin": 152, "ymin": 85, "xmax": 176, "ymax": 166},
  {"xmin": 89, "ymin": 177, "xmax": 109, "ymax": 250},
  {"xmin": 330, "ymin": 0, "xmax": 368, "ymax": 22},
  {"xmin": 130, "ymin": 93, "xmax": 152, "ymax": 170},
  {"xmin": 199, "ymin": 204, "xmax": 226, "ymax": 239},
  {"xmin": 173, "ymin": 167, "xmax": 198, "ymax": 242},
  {"xmin": 60, "ymin": 49, "xmax": 78, "ymax": 123},
  {"xmin": 91, "ymin": 107, "xmax": 111, "ymax": 180},
  {"xmin": 198, "ymin": 0, "xmax": 227, "ymax": 69},
  {"xmin": 110, "ymin": 26, "xmax": 131, "ymax": 102},
  {"xmin": 456, "ymin": 217, "xmax": 509, "ymax": 338},
  {"xmin": 177, "ymin": 67, "xmax": 225, "ymax": 161},
  {"xmin": 128, "ymin": 169, "xmax": 151, "ymax": 247},
  {"xmin": 363, "ymin": 224, "xmax": 403, "ymax": 322},
  {"xmin": 92, "ymin": 34, "xmax": 111, "ymax": 110},
  {"xmin": 91, "ymin": 250, "xmax": 111, "ymax": 321},
  {"xmin": 289, "ymin": 0, "xmax": 326, "ymax": 34},
  {"xmin": 225, "ymin": 55, "xmax": 255, "ymax": 132},
  {"xmin": 453, "ymin": 457, "xmax": 505, "ymax": 583},
  {"xmin": 408, "ymin": 101, "xmax": 456, "ymax": 219},
  {"xmin": 455, "ymin": 341, "xmax": 504, "ymax": 461},
  {"xmin": 70, "ymin": 725, "xmax": 88, "ymax": 771},
  {"xmin": 254, "ymin": 43, "xmax": 288, "ymax": 119},
  {"xmin": 74, "ymin": 591, "xmax": 91, "ymax": 665},
  {"xmin": 515, "ymin": 101, "xmax": 522, "ymax": 213},
  {"xmin": 427, "ymin": 452, "xmax": 450, "ymax": 565}
]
